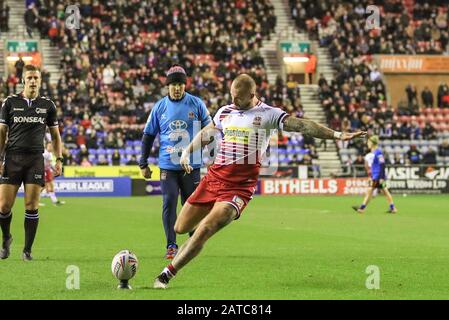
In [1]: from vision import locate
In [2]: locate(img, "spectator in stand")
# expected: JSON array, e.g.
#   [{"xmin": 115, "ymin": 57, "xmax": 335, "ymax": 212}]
[
  {"xmin": 423, "ymin": 148, "xmax": 437, "ymax": 165},
  {"xmin": 406, "ymin": 84, "xmax": 418, "ymax": 108},
  {"xmin": 399, "ymin": 122, "xmax": 412, "ymax": 140},
  {"xmin": 86, "ymin": 130, "xmax": 99, "ymax": 150},
  {"xmin": 104, "ymin": 132, "xmax": 117, "ymax": 149},
  {"xmin": 15, "ymin": 55, "xmax": 25, "ymax": 79},
  {"xmin": 369, "ymin": 66, "xmax": 382, "ymax": 82},
  {"xmin": 329, "ymin": 113, "xmax": 341, "ymax": 131},
  {"xmin": 112, "ymin": 149, "xmax": 121, "ymax": 166},
  {"xmin": 127, "ymin": 155, "xmax": 139, "ymax": 166},
  {"xmin": 97, "ymin": 154, "xmax": 109, "ymax": 166},
  {"xmin": 440, "ymin": 86, "xmax": 449, "ymax": 108},
  {"xmin": 78, "ymin": 144, "xmax": 89, "ymax": 164},
  {"xmin": 438, "ymin": 140, "xmax": 449, "ymax": 157},
  {"xmin": 305, "ymin": 54, "xmax": 317, "ymax": 84},
  {"xmin": 24, "ymin": 4, "xmax": 37, "ymax": 38},
  {"xmin": 392, "ymin": 153, "xmax": 405, "ymax": 165},
  {"xmin": 278, "ymin": 132, "xmax": 289, "ymax": 150},
  {"xmin": 421, "ymin": 86, "xmax": 434, "ymax": 108},
  {"xmin": 437, "ymin": 82, "xmax": 449, "ymax": 108},
  {"xmin": 288, "ymin": 154, "xmax": 301, "ymax": 166},
  {"xmin": 410, "ymin": 122, "xmax": 421, "ymax": 140},
  {"xmin": 407, "ymin": 145, "xmax": 422, "ymax": 164},
  {"xmin": 422, "ymin": 123, "xmax": 437, "ymax": 140},
  {"xmin": 62, "ymin": 146, "xmax": 75, "ymax": 166},
  {"xmin": 379, "ymin": 122, "xmax": 393, "ymax": 139},
  {"xmin": 317, "ymin": 73, "xmax": 327, "ymax": 88},
  {"xmin": 6, "ymin": 71, "xmax": 18, "ymax": 95},
  {"xmin": 0, "ymin": 1, "xmax": 10, "ymax": 32},
  {"xmin": 80, "ymin": 156, "xmax": 92, "ymax": 167}
]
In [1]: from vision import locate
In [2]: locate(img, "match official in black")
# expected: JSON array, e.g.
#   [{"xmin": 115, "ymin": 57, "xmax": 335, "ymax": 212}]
[{"xmin": 0, "ymin": 65, "xmax": 63, "ymax": 261}]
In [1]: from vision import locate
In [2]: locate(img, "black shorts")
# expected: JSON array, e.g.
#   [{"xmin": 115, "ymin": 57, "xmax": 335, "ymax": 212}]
[
  {"xmin": 0, "ymin": 153, "xmax": 45, "ymax": 187},
  {"xmin": 371, "ymin": 179, "xmax": 386, "ymax": 189}
]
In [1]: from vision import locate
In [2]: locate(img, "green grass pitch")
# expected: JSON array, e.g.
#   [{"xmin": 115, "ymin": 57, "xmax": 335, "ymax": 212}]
[{"xmin": 1, "ymin": 194, "xmax": 448, "ymax": 300}]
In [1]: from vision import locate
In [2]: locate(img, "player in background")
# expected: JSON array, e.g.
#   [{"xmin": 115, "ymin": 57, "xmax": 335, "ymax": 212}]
[
  {"xmin": 353, "ymin": 135, "xmax": 397, "ymax": 214},
  {"xmin": 364, "ymin": 150, "xmax": 378, "ymax": 197},
  {"xmin": 42, "ymin": 142, "xmax": 65, "ymax": 206},
  {"xmin": 0, "ymin": 65, "xmax": 63, "ymax": 261},
  {"xmin": 139, "ymin": 65, "xmax": 211, "ymax": 259},
  {"xmin": 153, "ymin": 74, "xmax": 366, "ymax": 288}
]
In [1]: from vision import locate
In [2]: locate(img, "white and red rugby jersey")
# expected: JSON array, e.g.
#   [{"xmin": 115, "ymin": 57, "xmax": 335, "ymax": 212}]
[{"xmin": 208, "ymin": 100, "xmax": 288, "ymax": 186}]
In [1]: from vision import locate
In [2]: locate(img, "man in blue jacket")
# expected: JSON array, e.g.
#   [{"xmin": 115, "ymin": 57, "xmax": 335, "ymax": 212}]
[{"xmin": 139, "ymin": 65, "xmax": 211, "ymax": 259}]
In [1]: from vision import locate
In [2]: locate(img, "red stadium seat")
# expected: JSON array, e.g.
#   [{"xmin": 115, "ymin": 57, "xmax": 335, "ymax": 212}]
[
  {"xmin": 424, "ymin": 108, "xmax": 433, "ymax": 115},
  {"xmin": 426, "ymin": 114, "xmax": 435, "ymax": 122},
  {"xmin": 438, "ymin": 123, "xmax": 448, "ymax": 132},
  {"xmin": 435, "ymin": 114, "xmax": 444, "ymax": 122}
]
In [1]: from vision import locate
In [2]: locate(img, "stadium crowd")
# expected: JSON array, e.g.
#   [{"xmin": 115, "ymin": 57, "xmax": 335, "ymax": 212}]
[
  {"xmin": 2, "ymin": 0, "xmax": 448, "ymax": 171},
  {"xmin": 0, "ymin": 0, "xmax": 311, "ymax": 166},
  {"xmin": 289, "ymin": 0, "xmax": 449, "ymax": 169}
]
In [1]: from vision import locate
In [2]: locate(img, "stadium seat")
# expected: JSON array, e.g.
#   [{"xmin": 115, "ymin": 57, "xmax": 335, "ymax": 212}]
[
  {"xmin": 385, "ymin": 146, "xmax": 394, "ymax": 154},
  {"xmin": 402, "ymin": 140, "xmax": 412, "ymax": 146},
  {"xmin": 126, "ymin": 140, "xmax": 134, "ymax": 147},
  {"xmin": 278, "ymin": 149, "xmax": 287, "ymax": 155}
]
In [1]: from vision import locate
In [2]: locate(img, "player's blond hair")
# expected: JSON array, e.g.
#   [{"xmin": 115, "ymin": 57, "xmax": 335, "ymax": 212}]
[{"xmin": 232, "ymin": 74, "xmax": 256, "ymax": 94}]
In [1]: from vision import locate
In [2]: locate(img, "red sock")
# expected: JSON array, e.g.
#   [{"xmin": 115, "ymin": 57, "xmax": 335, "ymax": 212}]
[{"xmin": 167, "ymin": 263, "xmax": 177, "ymax": 276}]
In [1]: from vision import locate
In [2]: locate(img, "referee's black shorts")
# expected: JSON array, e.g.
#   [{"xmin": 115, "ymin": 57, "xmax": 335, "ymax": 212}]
[{"xmin": 0, "ymin": 153, "xmax": 45, "ymax": 187}]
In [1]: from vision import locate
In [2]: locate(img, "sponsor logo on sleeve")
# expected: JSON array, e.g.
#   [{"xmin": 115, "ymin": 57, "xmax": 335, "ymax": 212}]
[
  {"xmin": 252, "ymin": 116, "xmax": 262, "ymax": 127},
  {"xmin": 35, "ymin": 108, "xmax": 47, "ymax": 114}
]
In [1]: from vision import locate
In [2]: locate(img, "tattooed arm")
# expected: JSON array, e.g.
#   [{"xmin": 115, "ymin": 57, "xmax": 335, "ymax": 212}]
[
  {"xmin": 282, "ymin": 116, "xmax": 366, "ymax": 141},
  {"xmin": 180, "ymin": 122, "xmax": 220, "ymax": 173}
]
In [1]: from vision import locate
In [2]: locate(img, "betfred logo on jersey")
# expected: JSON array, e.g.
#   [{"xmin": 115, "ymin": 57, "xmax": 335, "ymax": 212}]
[{"xmin": 13, "ymin": 116, "xmax": 45, "ymax": 124}]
